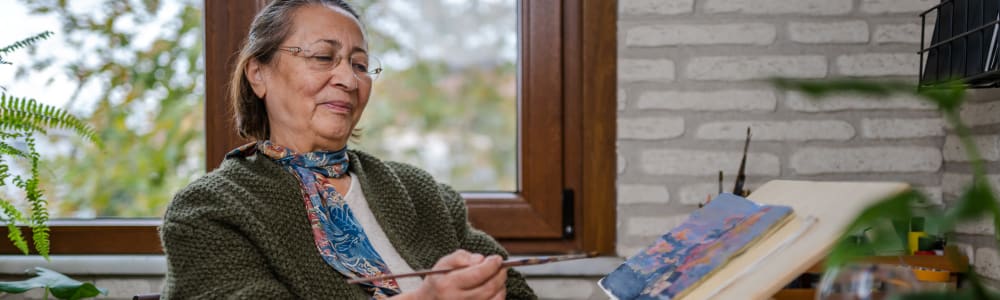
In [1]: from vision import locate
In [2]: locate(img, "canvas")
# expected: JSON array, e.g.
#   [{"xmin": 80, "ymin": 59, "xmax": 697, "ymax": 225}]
[{"xmin": 600, "ymin": 193, "xmax": 793, "ymax": 300}]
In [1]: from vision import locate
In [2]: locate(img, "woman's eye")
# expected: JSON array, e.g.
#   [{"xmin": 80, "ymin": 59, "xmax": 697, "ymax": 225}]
[
  {"xmin": 312, "ymin": 56, "xmax": 335, "ymax": 62},
  {"xmin": 353, "ymin": 63, "xmax": 369, "ymax": 72}
]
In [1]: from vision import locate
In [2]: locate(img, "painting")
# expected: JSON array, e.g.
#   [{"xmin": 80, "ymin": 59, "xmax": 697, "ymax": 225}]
[{"xmin": 600, "ymin": 193, "xmax": 793, "ymax": 300}]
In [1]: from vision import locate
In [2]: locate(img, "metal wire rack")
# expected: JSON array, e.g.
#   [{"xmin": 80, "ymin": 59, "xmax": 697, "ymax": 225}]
[{"xmin": 920, "ymin": 0, "xmax": 1000, "ymax": 88}]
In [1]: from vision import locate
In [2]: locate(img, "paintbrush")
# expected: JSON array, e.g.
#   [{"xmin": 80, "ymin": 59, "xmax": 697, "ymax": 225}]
[
  {"xmin": 732, "ymin": 127, "xmax": 751, "ymax": 196},
  {"xmin": 346, "ymin": 252, "xmax": 599, "ymax": 284}
]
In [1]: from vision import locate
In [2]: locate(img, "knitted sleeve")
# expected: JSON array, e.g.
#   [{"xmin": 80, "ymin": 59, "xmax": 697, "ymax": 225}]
[
  {"xmin": 160, "ymin": 181, "xmax": 296, "ymax": 299},
  {"xmin": 437, "ymin": 183, "xmax": 538, "ymax": 300}
]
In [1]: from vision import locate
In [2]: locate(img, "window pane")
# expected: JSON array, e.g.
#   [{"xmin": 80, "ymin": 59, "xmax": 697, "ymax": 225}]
[
  {"xmin": 0, "ymin": 0, "xmax": 517, "ymax": 221},
  {"xmin": 1, "ymin": 0, "xmax": 205, "ymax": 218},
  {"xmin": 355, "ymin": 0, "xmax": 518, "ymax": 192}
]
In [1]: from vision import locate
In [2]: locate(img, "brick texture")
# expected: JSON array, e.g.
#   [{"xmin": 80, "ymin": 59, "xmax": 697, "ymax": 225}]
[
  {"xmin": 640, "ymin": 149, "xmax": 781, "ymax": 176},
  {"xmin": 836, "ymin": 53, "xmax": 920, "ymax": 76},
  {"xmin": 618, "ymin": 117, "xmax": 685, "ymax": 140},
  {"xmin": 788, "ymin": 21, "xmax": 869, "ymax": 44},
  {"xmin": 620, "ymin": 0, "xmax": 695, "ymax": 15},
  {"xmin": 873, "ymin": 24, "xmax": 925, "ymax": 44},
  {"xmin": 790, "ymin": 147, "xmax": 942, "ymax": 174},
  {"xmin": 785, "ymin": 92, "xmax": 935, "ymax": 112},
  {"xmin": 861, "ymin": 118, "xmax": 944, "ymax": 139},
  {"xmin": 636, "ymin": 90, "xmax": 777, "ymax": 111},
  {"xmin": 627, "ymin": 23, "xmax": 776, "ymax": 46},
  {"xmin": 696, "ymin": 120, "xmax": 855, "ymax": 141},
  {"xmin": 613, "ymin": 0, "xmax": 997, "ymax": 290},
  {"xmin": 704, "ymin": 0, "xmax": 852, "ymax": 15},
  {"xmin": 620, "ymin": 59, "xmax": 675, "ymax": 82},
  {"xmin": 686, "ymin": 56, "xmax": 828, "ymax": 81},
  {"xmin": 861, "ymin": 0, "xmax": 939, "ymax": 14}
]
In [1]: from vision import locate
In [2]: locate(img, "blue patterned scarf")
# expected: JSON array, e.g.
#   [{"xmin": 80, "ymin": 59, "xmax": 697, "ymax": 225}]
[{"xmin": 229, "ymin": 141, "xmax": 401, "ymax": 298}]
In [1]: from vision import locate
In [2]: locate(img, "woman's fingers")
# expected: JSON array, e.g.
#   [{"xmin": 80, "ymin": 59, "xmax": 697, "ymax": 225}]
[
  {"xmin": 449, "ymin": 255, "xmax": 503, "ymax": 290},
  {"xmin": 421, "ymin": 250, "xmax": 510, "ymax": 299},
  {"xmin": 432, "ymin": 249, "xmax": 477, "ymax": 269}
]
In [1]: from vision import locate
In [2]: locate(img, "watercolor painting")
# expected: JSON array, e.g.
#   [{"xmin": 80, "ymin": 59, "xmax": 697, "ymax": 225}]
[{"xmin": 600, "ymin": 193, "xmax": 793, "ymax": 300}]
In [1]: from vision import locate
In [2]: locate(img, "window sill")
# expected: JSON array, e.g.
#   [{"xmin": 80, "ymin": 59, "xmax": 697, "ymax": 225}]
[{"xmin": 0, "ymin": 255, "xmax": 623, "ymax": 277}]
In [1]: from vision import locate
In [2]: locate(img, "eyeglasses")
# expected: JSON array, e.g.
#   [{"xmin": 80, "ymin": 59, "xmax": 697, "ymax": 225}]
[{"xmin": 278, "ymin": 45, "xmax": 383, "ymax": 81}]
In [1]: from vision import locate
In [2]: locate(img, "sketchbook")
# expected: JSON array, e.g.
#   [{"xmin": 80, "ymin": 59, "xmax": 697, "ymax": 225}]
[{"xmin": 599, "ymin": 193, "xmax": 793, "ymax": 300}]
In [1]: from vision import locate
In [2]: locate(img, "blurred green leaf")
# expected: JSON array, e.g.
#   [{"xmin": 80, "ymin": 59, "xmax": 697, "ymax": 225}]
[
  {"xmin": 0, "ymin": 267, "xmax": 107, "ymax": 300},
  {"xmin": 775, "ymin": 76, "xmax": 1000, "ymax": 297}
]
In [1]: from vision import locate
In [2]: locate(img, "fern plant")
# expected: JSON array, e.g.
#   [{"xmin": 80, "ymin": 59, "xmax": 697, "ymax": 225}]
[{"xmin": 0, "ymin": 31, "xmax": 99, "ymax": 258}]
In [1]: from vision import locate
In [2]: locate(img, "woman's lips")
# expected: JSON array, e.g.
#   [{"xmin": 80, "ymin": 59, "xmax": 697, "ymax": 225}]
[{"xmin": 321, "ymin": 101, "xmax": 352, "ymax": 113}]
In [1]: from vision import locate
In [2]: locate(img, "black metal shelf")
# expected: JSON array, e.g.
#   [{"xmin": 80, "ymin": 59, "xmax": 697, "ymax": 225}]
[{"xmin": 920, "ymin": 0, "xmax": 1000, "ymax": 88}]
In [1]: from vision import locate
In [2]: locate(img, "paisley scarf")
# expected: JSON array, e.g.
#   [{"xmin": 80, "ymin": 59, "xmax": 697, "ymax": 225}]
[{"xmin": 227, "ymin": 141, "xmax": 401, "ymax": 298}]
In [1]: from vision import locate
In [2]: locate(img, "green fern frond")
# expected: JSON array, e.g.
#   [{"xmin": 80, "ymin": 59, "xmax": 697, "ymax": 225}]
[
  {"xmin": 0, "ymin": 198, "xmax": 29, "ymax": 255},
  {"xmin": 0, "ymin": 140, "xmax": 31, "ymax": 160},
  {"xmin": 22, "ymin": 137, "xmax": 48, "ymax": 257},
  {"xmin": 0, "ymin": 31, "xmax": 53, "ymax": 56},
  {"xmin": 0, "ymin": 93, "xmax": 99, "ymax": 146}
]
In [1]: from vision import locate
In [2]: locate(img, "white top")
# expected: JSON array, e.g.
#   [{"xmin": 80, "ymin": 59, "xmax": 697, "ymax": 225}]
[{"xmin": 342, "ymin": 173, "xmax": 424, "ymax": 293}]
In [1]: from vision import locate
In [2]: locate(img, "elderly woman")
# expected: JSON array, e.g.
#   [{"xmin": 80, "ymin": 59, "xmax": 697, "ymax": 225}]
[{"xmin": 159, "ymin": 0, "xmax": 535, "ymax": 299}]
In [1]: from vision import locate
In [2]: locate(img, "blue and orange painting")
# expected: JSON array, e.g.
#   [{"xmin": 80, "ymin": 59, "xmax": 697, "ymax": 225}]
[{"xmin": 600, "ymin": 193, "xmax": 793, "ymax": 300}]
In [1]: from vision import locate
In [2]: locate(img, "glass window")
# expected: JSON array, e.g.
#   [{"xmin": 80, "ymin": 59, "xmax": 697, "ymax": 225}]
[
  {"xmin": 0, "ymin": 0, "xmax": 518, "ymax": 220},
  {"xmin": 356, "ymin": 0, "xmax": 518, "ymax": 192}
]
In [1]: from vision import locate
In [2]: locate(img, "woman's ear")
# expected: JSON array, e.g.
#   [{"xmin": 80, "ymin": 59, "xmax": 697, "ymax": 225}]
[{"xmin": 246, "ymin": 59, "xmax": 267, "ymax": 98}]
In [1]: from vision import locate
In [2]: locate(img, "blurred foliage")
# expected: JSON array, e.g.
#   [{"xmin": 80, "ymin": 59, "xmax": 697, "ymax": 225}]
[
  {"xmin": 0, "ymin": 267, "xmax": 108, "ymax": 299},
  {"xmin": 774, "ymin": 78, "xmax": 1000, "ymax": 298},
  {"xmin": 12, "ymin": 0, "xmax": 518, "ymax": 217},
  {"xmin": 353, "ymin": 0, "xmax": 518, "ymax": 191},
  {"xmin": 1, "ymin": 32, "xmax": 100, "ymax": 258},
  {"xmin": 16, "ymin": 0, "xmax": 205, "ymax": 217}
]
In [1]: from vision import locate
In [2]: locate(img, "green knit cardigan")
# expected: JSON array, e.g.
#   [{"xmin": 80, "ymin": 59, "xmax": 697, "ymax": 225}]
[{"xmin": 160, "ymin": 149, "xmax": 536, "ymax": 299}]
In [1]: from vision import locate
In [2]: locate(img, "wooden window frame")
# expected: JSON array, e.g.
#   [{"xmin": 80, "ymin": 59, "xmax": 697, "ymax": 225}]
[{"xmin": 0, "ymin": 0, "xmax": 616, "ymax": 256}]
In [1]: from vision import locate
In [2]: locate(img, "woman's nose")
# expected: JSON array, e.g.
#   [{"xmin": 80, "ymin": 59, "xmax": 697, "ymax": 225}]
[{"xmin": 329, "ymin": 58, "xmax": 358, "ymax": 91}]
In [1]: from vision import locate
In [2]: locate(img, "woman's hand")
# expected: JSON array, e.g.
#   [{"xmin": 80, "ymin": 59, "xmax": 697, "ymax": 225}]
[{"xmin": 395, "ymin": 249, "xmax": 508, "ymax": 300}]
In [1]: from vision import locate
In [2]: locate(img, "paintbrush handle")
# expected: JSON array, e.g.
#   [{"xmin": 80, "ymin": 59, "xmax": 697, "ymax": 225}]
[{"xmin": 346, "ymin": 252, "xmax": 595, "ymax": 284}]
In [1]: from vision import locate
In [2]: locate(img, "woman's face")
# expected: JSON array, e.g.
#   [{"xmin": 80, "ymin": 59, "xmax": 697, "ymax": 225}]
[{"xmin": 247, "ymin": 4, "xmax": 371, "ymax": 153}]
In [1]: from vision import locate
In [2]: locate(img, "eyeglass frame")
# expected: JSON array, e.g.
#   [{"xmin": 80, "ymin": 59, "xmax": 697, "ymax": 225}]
[{"xmin": 276, "ymin": 45, "xmax": 383, "ymax": 81}]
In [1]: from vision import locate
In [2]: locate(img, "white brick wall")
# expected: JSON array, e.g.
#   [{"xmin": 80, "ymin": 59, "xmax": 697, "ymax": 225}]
[
  {"xmin": 626, "ymin": 215, "xmax": 689, "ymax": 236},
  {"xmin": 790, "ymin": 147, "xmax": 941, "ymax": 174},
  {"xmin": 959, "ymin": 100, "xmax": 1000, "ymax": 127},
  {"xmin": 620, "ymin": 59, "xmax": 675, "ymax": 82},
  {"xmin": 704, "ymin": 0, "xmax": 852, "ymax": 15},
  {"xmin": 636, "ymin": 90, "xmax": 777, "ymax": 111},
  {"xmin": 618, "ymin": 89, "xmax": 626, "ymax": 111},
  {"xmin": 942, "ymin": 173, "xmax": 1000, "ymax": 198},
  {"xmin": 640, "ymin": 149, "xmax": 781, "ymax": 176},
  {"xmin": 835, "ymin": 53, "xmax": 920, "ymax": 76},
  {"xmin": 788, "ymin": 21, "xmax": 869, "ymax": 44},
  {"xmin": 955, "ymin": 216, "xmax": 997, "ymax": 236},
  {"xmin": 861, "ymin": 118, "xmax": 944, "ymax": 139},
  {"xmin": 873, "ymin": 24, "xmax": 925, "ymax": 44},
  {"xmin": 617, "ymin": 184, "xmax": 670, "ymax": 205},
  {"xmin": 618, "ymin": 117, "xmax": 685, "ymax": 140},
  {"xmin": 696, "ymin": 120, "xmax": 855, "ymax": 141},
  {"xmin": 627, "ymin": 23, "xmax": 776, "ymax": 46},
  {"xmin": 976, "ymin": 248, "xmax": 1000, "ymax": 280},
  {"xmin": 686, "ymin": 56, "xmax": 828, "ymax": 81},
  {"xmin": 861, "ymin": 0, "xmax": 938, "ymax": 14},
  {"xmin": 785, "ymin": 92, "xmax": 935, "ymax": 112},
  {"xmin": 619, "ymin": 0, "xmax": 695, "ymax": 15},
  {"xmin": 943, "ymin": 135, "xmax": 1000, "ymax": 162},
  {"xmin": 616, "ymin": 0, "xmax": 995, "ymax": 290}
]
